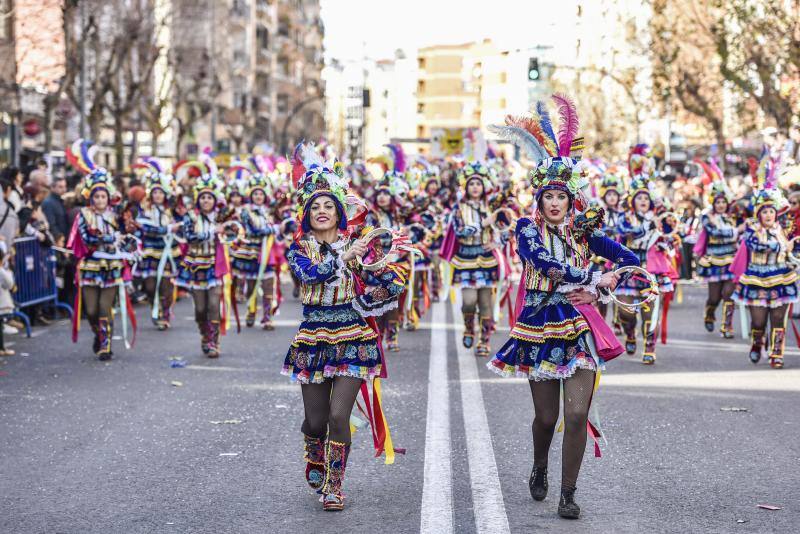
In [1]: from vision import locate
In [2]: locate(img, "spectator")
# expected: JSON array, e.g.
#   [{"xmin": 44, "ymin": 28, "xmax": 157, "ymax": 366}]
[
  {"xmin": 0, "ymin": 166, "xmax": 24, "ymax": 211},
  {"xmin": 0, "ymin": 179, "xmax": 20, "ymax": 247},
  {"xmin": 29, "ymin": 167, "xmax": 50, "ymax": 189},
  {"xmin": 41, "ymin": 177, "xmax": 68, "ymax": 242},
  {"xmin": 0, "ymin": 240, "xmax": 14, "ymax": 356}
]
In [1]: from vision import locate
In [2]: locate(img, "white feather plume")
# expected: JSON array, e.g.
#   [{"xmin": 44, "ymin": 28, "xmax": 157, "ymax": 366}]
[{"xmin": 487, "ymin": 124, "xmax": 549, "ymax": 161}]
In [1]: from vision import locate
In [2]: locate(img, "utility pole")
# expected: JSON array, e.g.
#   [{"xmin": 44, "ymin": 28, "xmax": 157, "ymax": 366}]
[{"xmin": 79, "ymin": 0, "xmax": 87, "ymax": 139}]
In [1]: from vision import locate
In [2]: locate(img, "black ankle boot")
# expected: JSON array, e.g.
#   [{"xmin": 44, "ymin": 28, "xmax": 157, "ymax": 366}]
[
  {"xmin": 558, "ymin": 487, "xmax": 580, "ymax": 519},
  {"xmin": 528, "ymin": 465, "xmax": 548, "ymax": 501}
]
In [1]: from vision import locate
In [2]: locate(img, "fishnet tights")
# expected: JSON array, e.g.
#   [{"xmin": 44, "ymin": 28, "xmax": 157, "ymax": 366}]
[
  {"xmin": 300, "ymin": 376, "xmax": 364, "ymax": 443},
  {"xmin": 192, "ymin": 287, "xmax": 221, "ymax": 323},
  {"xmin": 461, "ymin": 287, "xmax": 494, "ymax": 319},
  {"xmin": 529, "ymin": 368, "xmax": 596, "ymax": 490},
  {"xmin": 81, "ymin": 286, "xmax": 117, "ymax": 323}
]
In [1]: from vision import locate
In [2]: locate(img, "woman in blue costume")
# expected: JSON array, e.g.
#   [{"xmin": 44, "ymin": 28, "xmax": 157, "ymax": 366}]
[
  {"xmin": 733, "ymin": 159, "xmax": 798, "ymax": 368},
  {"xmin": 175, "ymin": 171, "xmax": 226, "ymax": 358},
  {"xmin": 283, "ymin": 144, "xmax": 407, "ymax": 511},
  {"xmin": 451, "ymin": 161, "xmax": 502, "ymax": 357},
  {"xmin": 230, "ymin": 170, "xmax": 279, "ymax": 329},
  {"xmin": 694, "ymin": 163, "xmax": 738, "ymax": 338},
  {"xmin": 488, "ymin": 95, "xmax": 638, "ymax": 519},
  {"xmin": 135, "ymin": 161, "xmax": 181, "ymax": 331}
]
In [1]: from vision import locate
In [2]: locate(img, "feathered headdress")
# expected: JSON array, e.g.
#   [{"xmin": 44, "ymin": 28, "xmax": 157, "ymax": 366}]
[
  {"xmin": 67, "ymin": 139, "xmax": 117, "ymax": 202},
  {"xmin": 133, "ymin": 157, "xmax": 175, "ymax": 198},
  {"xmin": 291, "ymin": 142, "xmax": 350, "ymax": 232},
  {"xmin": 177, "ymin": 160, "xmax": 224, "ymax": 204},
  {"xmin": 457, "ymin": 160, "xmax": 495, "ymax": 191},
  {"xmin": 628, "ymin": 144, "xmax": 654, "ymax": 179},
  {"xmin": 695, "ymin": 158, "xmax": 733, "ymax": 206},
  {"xmin": 751, "ymin": 154, "xmax": 787, "ymax": 213},
  {"xmin": 488, "ymin": 94, "xmax": 587, "ymax": 198},
  {"xmin": 598, "ymin": 168, "xmax": 626, "ymax": 200},
  {"xmin": 228, "ymin": 160, "xmax": 272, "ymax": 198}
]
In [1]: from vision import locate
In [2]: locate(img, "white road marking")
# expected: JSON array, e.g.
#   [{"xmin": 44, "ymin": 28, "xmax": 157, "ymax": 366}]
[
  {"xmin": 420, "ymin": 302, "xmax": 453, "ymax": 534},
  {"xmin": 451, "ymin": 299, "xmax": 510, "ymax": 534}
]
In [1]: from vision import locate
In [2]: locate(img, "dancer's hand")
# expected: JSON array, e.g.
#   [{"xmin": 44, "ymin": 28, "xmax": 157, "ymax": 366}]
[
  {"xmin": 566, "ymin": 289, "xmax": 595, "ymax": 306},
  {"xmin": 342, "ymin": 238, "xmax": 368, "ymax": 262},
  {"xmin": 597, "ymin": 271, "xmax": 619, "ymax": 289}
]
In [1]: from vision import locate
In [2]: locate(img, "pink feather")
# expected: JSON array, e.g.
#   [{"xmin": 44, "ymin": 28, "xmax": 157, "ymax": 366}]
[
  {"xmin": 290, "ymin": 143, "xmax": 305, "ymax": 189},
  {"xmin": 552, "ymin": 94, "xmax": 579, "ymax": 157}
]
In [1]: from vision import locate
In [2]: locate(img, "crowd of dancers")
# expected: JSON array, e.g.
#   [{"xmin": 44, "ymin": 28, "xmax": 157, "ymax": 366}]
[{"xmin": 63, "ymin": 93, "xmax": 800, "ymax": 518}]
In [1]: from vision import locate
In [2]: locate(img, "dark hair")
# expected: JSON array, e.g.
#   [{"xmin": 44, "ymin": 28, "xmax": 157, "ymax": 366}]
[
  {"xmin": 0, "ymin": 166, "xmax": 20, "ymax": 183},
  {"xmin": 0, "ymin": 178, "xmax": 13, "ymax": 194}
]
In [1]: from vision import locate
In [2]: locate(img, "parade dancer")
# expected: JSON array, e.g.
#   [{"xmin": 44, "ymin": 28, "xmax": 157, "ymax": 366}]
[
  {"xmin": 230, "ymin": 170, "xmax": 278, "ymax": 330},
  {"xmin": 66, "ymin": 141, "xmax": 128, "ymax": 360},
  {"xmin": 449, "ymin": 162, "xmax": 501, "ymax": 357},
  {"xmin": 733, "ymin": 162, "xmax": 798, "ymax": 368},
  {"xmin": 616, "ymin": 145, "xmax": 676, "ymax": 364},
  {"xmin": 595, "ymin": 169, "xmax": 626, "ymax": 324},
  {"xmin": 694, "ymin": 161, "xmax": 738, "ymax": 338},
  {"xmin": 283, "ymin": 144, "xmax": 407, "ymax": 511},
  {"xmin": 175, "ymin": 171, "xmax": 227, "ymax": 358},
  {"xmin": 488, "ymin": 95, "xmax": 638, "ymax": 519},
  {"xmin": 365, "ymin": 161, "xmax": 409, "ymax": 351},
  {"xmin": 134, "ymin": 160, "xmax": 181, "ymax": 331}
]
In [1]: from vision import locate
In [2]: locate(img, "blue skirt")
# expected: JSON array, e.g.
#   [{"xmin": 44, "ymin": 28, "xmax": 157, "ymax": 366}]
[
  {"xmin": 282, "ymin": 303, "xmax": 382, "ymax": 384},
  {"xmin": 487, "ymin": 294, "xmax": 602, "ymax": 381}
]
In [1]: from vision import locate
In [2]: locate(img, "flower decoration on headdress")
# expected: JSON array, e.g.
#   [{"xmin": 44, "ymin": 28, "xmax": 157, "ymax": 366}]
[
  {"xmin": 228, "ymin": 159, "xmax": 273, "ymax": 199},
  {"xmin": 133, "ymin": 157, "xmax": 175, "ymax": 198},
  {"xmin": 626, "ymin": 144, "xmax": 657, "ymax": 207},
  {"xmin": 291, "ymin": 142, "xmax": 350, "ymax": 232},
  {"xmin": 598, "ymin": 165, "xmax": 626, "ymax": 199},
  {"xmin": 488, "ymin": 94, "xmax": 588, "ymax": 199},
  {"xmin": 66, "ymin": 139, "xmax": 117, "ymax": 203},
  {"xmin": 751, "ymin": 154, "xmax": 788, "ymax": 214},
  {"xmin": 174, "ymin": 159, "xmax": 224, "ymax": 204}
]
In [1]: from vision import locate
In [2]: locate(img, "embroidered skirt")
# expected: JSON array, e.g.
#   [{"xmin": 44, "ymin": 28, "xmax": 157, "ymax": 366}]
[
  {"xmin": 696, "ymin": 253, "xmax": 735, "ymax": 282},
  {"xmin": 487, "ymin": 292, "xmax": 602, "ymax": 381},
  {"xmin": 175, "ymin": 255, "xmax": 223, "ymax": 290},
  {"xmin": 282, "ymin": 303, "xmax": 382, "ymax": 383},
  {"xmin": 451, "ymin": 244, "xmax": 498, "ymax": 288},
  {"xmin": 79, "ymin": 258, "xmax": 124, "ymax": 288},
  {"xmin": 733, "ymin": 264, "xmax": 799, "ymax": 307}
]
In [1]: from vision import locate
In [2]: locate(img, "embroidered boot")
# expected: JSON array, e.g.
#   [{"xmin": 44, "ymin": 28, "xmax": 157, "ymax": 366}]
[
  {"xmin": 558, "ymin": 487, "xmax": 581, "ymax": 519},
  {"xmin": 462, "ymin": 312, "xmax": 476, "ymax": 348},
  {"xmin": 207, "ymin": 320, "xmax": 220, "ymax": 358},
  {"xmin": 245, "ymin": 311, "xmax": 256, "ymax": 328},
  {"xmin": 769, "ymin": 328, "xmax": 785, "ymax": 369},
  {"xmin": 623, "ymin": 323, "xmax": 636, "ymax": 355},
  {"xmin": 749, "ymin": 328, "xmax": 765, "ymax": 364},
  {"xmin": 321, "ymin": 440, "xmax": 350, "ymax": 511},
  {"xmin": 199, "ymin": 321, "xmax": 210, "ymax": 354},
  {"xmin": 386, "ymin": 320, "xmax": 400, "ymax": 351},
  {"xmin": 261, "ymin": 295, "xmax": 275, "ymax": 331},
  {"xmin": 303, "ymin": 434, "xmax": 326, "ymax": 491},
  {"xmin": 97, "ymin": 317, "xmax": 113, "ymax": 361},
  {"xmin": 90, "ymin": 319, "xmax": 101, "ymax": 355},
  {"xmin": 475, "ymin": 317, "xmax": 493, "ymax": 357},
  {"xmin": 642, "ymin": 321, "xmax": 656, "ymax": 364},
  {"xmin": 529, "ymin": 465, "xmax": 548, "ymax": 501},
  {"xmin": 720, "ymin": 301, "xmax": 735, "ymax": 339},
  {"xmin": 704, "ymin": 304, "xmax": 716, "ymax": 332}
]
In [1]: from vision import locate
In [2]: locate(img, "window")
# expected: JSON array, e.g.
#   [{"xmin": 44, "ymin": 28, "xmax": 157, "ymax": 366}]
[
  {"xmin": 418, "ymin": 58, "xmax": 426, "ymax": 70},
  {"xmin": 278, "ymin": 56, "xmax": 290, "ymax": 77},
  {"xmin": 417, "ymin": 103, "xmax": 425, "ymax": 113},
  {"xmin": 257, "ymin": 25, "xmax": 269, "ymax": 50},
  {"xmin": 417, "ymin": 80, "xmax": 426, "ymax": 93},
  {"xmin": 277, "ymin": 93, "xmax": 289, "ymax": 113}
]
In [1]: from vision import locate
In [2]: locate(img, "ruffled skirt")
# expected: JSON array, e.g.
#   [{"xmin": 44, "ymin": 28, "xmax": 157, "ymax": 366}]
[
  {"xmin": 175, "ymin": 255, "xmax": 222, "ymax": 290},
  {"xmin": 79, "ymin": 258, "xmax": 124, "ymax": 288},
  {"xmin": 734, "ymin": 265, "xmax": 799, "ymax": 307},
  {"xmin": 487, "ymin": 297, "xmax": 603, "ymax": 381},
  {"xmin": 696, "ymin": 253, "xmax": 734, "ymax": 282},
  {"xmin": 282, "ymin": 303, "xmax": 381, "ymax": 383},
  {"xmin": 451, "ymin": 248, "xmax": 498, "ymax": 288}
]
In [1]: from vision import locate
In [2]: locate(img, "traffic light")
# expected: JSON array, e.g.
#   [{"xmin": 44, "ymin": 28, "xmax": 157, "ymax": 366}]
[{"xmin": 528, "ymin": 58, "xmax": 540, "ymax": 81}]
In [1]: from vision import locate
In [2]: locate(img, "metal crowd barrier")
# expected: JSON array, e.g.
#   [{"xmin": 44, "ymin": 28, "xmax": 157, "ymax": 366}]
[{"xmin": 12, "ymin": 237, "xmax": 73, "ymax": 337}]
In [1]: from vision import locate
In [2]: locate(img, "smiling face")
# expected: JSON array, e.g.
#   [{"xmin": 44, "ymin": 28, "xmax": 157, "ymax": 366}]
[
  {"xmin": 540, "ymin": 189, "xmax": 570, "ymax": 225},
  {"xmin": 633, "ymin": 191, "xmax": 651, "ymax": 213},
  {"xmin": 251, "ymin": 189, "xmax": 266, "ymax": 206},
  {"xmin": 229, "ymin": 193, "xmax": 243, "ymax": 207},
  {"xmin": 151, "ymin": 189, "xmax": 165, "ymax": 206},
  {"xmin": 713, "ymin": 196, "xmax": 728, "ymax": 214},
  {"xmin": 91, "ymin": 189, "xmax": 109, "ymax": 210},
  {"xmin": 309, "ymin": 195, "xmax": 339, "ymax": 232},
  {"xmin": 198, "ymin": 192, "xmax": 215, "ymax": 213},
  {"xmin": 758, "ymin": 206, "xmax": 776, "ymax": 227},
  {"xmin": 466, "ymin": 177, "xmax": 484, "ymax": 200}
]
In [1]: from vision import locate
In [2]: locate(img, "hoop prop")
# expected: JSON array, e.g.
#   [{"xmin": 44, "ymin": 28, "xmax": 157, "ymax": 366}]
[
  {"xmin": 219, "ymin": 220, "xmax": 245, "ymax": 245},
  {"xmin": 357, "ymin": 227, "xmax": 421, "ymax": 272},
  {"xmin": 657, "ymin": 211, "xmax": 680, "ymax": 237},
  {"xmin": 491, "ymin": 207, "xmax": 515, "ymax": 233},
  {"xmin": 607, "ymin": 265, "xmax": 660, "ymax": 313}
]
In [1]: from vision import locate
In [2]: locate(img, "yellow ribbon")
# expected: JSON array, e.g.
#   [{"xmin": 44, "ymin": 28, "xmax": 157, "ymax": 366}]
[
  {"xmin": 373, "ymin": 377, "xmax": 396, "ymax": 465},
  {"xmin": 223, "ymin": 244, "xmax": 232, "ymax": 331},
  {"xmin": 247, "ymin": 234, "xmax": 275, "ymax": 315}
]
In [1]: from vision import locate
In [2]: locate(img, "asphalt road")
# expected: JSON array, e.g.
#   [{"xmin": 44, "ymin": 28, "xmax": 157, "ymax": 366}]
[{"xmin": 1, "ymin": 283, "xmax": 799, "ymax": 534}]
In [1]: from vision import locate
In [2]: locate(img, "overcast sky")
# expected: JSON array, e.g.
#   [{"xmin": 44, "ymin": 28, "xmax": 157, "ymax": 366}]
[{"xmin": 320, "ymin": 0, "xmax": 574, "ymax": 61}]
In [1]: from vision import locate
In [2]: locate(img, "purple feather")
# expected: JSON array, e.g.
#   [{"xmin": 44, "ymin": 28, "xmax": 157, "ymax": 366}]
[
  {"xmin": 708, "ymin": 158, "xmax": 723, "ymax": 181},
  {"xmin": 552, "ymin": 94, "xmax": 579, "ymax": 157},
  {"xmin": 145, "ymin": 157, "xmax": 163, "ymax": 173},
  {"xmin": 535, "ymin": 101, "xmax": 557, "ymax": 148},
  {"xmin": 385, "ymin": 144, "xmax": 406, "ymax": 173},
  {"xmin": 80, "ymin": 140, "xmax": 96, "ymax": 171}
]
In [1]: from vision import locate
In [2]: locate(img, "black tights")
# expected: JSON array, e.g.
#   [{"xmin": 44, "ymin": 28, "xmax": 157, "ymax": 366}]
[
  {"xmin": 143, "ymin": 277, "xmax": 174, "ymax": 309},
  {"xmin": 245, "ymin": 277, "xmax": 274, "ymax": 308},
  {"xmin": 707, "ymin": 281, "xmax": 735, "ymax": 311},
  {"xmin": 82, "ymin": 286, "xmax": 117, "ymax": 323},
  {"xmin": 749, "ymin": 305, "xmax": 787, "ymax": 332},
  {"xmin": 617, "ymin": 295, "xmax": 655, "ymax": 335},
  {"xmin": 192, "ymin": 287, "xmax": 221, "ymax": 323},
  {"xmin": 529, "ymin": 369, "xmax": 596, "ymax": 490},
  {"xmin": 461, "ymin": 287, "xmax": 493, "ymax": 319},
  {"xmin": 300, "ymin": 376, "xmax": 363, "ymax": 443}
]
